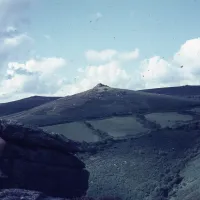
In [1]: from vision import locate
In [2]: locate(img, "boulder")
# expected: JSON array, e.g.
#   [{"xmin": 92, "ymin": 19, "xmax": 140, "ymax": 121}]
[{"xmin": 0, "ymin": 120, "xmax": 89, "ymax": 198}]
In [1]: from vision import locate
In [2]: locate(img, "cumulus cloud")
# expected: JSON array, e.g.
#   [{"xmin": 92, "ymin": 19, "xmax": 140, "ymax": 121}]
[
  {"xmin": 0, "ymin": 0, "xmax": 32, "ymax": 76},
  {"xmin": 0, "ymin": 28, "xmax": 32, "ymax": 65},
  {"xmin": 55, "ymin": 61, "xmax": 130, "ymax": 95},
  {"xmin": 139, "ymin": 56, "xmax": 182, "ymax": 89},
  {"xmin": 139, "ymin": 38, "xmax": 200, "ymax": 89},
  {"xmin": 8, "ymin": 57, "xmax": 66, "ymax": 74},
  {"xmin": 2, "ymin": 36, "xmax": 200, "ymax": 102},
  {"xmin": 0, "ymin": 57, "xmax": 67, "ymax": 101},
  {"xmin": 85, "ymin": 49, "xmax": 139, "ymax": 63},
  {"xmin": 3, "ymin": 33, "xmax": 32, "ymax": 47},
  {"xmin": 56, "ymin": 38, "xmax": 200, "ymax": 96},
  {"xmin": 173, "ymin": 38, "xmax": 200, "ymax": 75}
]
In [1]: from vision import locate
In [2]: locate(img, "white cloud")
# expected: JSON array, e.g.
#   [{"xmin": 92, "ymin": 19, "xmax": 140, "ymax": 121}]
[
  {"xmin": 0, "ymin": 57, "xmax": 68, "ymax": 101},
  {"xmin": 85, "ymin": 49, "xmax": 139, "ymax": 63},
  {"xmin": 173, "ymin": 38, "xmax": 200, "ymax": 74},
  {"xmin": 8, "ymin": 57, "xmax": 66, "ymax": 74},
  {"xmin": 3, "ymin": 33, "xmax": 32, "ymax": 47},
  {"xmin": 2, "ymin": 37, "xmax": 200, "ymax": 102},
  {"xmin": 55, "ymin": 61, "xmax": 130, "ymax": 95},
  {"xmin": 81, "ymin": 38, "xmax": 200, "ymax": 94},
  {"xmin": 138, "ymin": 38, "xmax": 200, "ymax": 89},
  {"xmin": 139, "ymin": 56, "xmax": 181, "ymax": 89},
  {"xmin": 0, "ymin": 0, "xmax": 32, "ymax": 80}
]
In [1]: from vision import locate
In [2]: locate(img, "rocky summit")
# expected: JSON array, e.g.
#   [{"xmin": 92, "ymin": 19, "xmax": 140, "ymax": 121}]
[{"xmin": 0, "ymin": 119, "xmax": 89, "ymax": 199}]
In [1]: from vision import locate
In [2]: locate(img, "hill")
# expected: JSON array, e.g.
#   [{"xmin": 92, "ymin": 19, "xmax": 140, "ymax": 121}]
[
  {"xmin": 1, "ymin": 85, "xmax": 200, "ymax": 199},
  {"xmin": 2, "ymin": 83, "xmax": 200, "ymax": 127},
  {"xmin": 140, "ymin": 85, "xmax": 200, "ymax": 98},
  {"xmin": 0, "ymin": 96, "xmax": 60, "ymax": 117},
  {"xmin": 80, "ymin": 120, "xmax": 200, "ymax": 200}
]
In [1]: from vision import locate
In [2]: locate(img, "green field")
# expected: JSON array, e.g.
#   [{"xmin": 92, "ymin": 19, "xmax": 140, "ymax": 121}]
[
  {"xmin": 145, "ymin": 112, "xmax": 193, "ymax": 128},
  {"xmin": 88, "ymin": 116, "xmax": 149, "ymax": 138},
  {"xmin": 41, "ymin": 122, "xmax": 100, "ymax": 142}
]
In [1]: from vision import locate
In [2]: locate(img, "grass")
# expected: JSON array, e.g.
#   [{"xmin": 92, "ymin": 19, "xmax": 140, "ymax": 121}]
[
  {"xmin": 41, "ymin": 122, "xmax": 100, "ymax": 142},
  {"xmin": 145, "ymin": 112, "xmax": 193, "ymax": 128},
  {"xmin": 88, "ymin": 116, "xmax": 149, "ymax": 138}
]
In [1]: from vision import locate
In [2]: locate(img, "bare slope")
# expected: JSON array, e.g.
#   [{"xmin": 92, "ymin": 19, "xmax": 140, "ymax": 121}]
[
  {"xmin": 0, "ymin": 96, "xmax": 60, "ymax": 117},
  {"xmin": 3, "ymin": 84, "xmax": 200, "ymax": 126}
]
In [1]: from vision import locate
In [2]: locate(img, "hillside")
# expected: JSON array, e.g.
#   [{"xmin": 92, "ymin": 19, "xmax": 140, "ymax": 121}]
[
  {"xmin": 140, "ymin": 85, "xmax": 200, "ymax": 98},
  {"xmin": 1, "ymin": 85, "xmax": 200, "ymax": 199},
  {"xmin": 79, "ymin": 120, "xmax": 200, "ymax": 200},
  {"xmin": 2, "ymin": 84, "xmax": 200, "ymax": 127},
  {"xmin": 0, "ymin": 96, "xmax": 60, "ymax": 117}
]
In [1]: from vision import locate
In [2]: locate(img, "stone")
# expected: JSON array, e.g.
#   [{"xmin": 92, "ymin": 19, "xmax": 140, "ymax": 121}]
[{"xmin": 0, "ymin": 120, "xmax": 89, "ymax": 199}]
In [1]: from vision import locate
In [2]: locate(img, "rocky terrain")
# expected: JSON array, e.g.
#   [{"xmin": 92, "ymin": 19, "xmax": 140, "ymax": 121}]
[
  {"xmin": 0, "ymin": 120, "xmax": 89, "ymax": 199},
  {"xmin": 0, "ymin": 84, "xmax": 200, "ymax": 199}
]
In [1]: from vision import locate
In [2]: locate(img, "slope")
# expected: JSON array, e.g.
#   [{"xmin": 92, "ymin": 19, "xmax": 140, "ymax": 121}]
[
  {"xmin": 140, "ymin": 85, "xmax": 200, "ymax": 97},
  {"xmin": 3, "ymin": 83, "xmax": 200, "ymax": 127},
  {"xmin": 79, "ymin": 121, "xmax": 200, "ymax": 200},
  {"xmin": 0, "ymin": 96, "xmax": 60, "ymax": 117}
]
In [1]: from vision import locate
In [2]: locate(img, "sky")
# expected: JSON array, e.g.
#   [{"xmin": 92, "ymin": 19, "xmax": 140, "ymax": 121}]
[{"xmin": 1, "ymin": 0, "xmax": 200, "ymax": 102}]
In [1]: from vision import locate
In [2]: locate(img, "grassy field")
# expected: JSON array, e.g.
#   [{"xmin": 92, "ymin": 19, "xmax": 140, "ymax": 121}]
[
  {"xmin": 41, "ymin": 122, "xmax": 100, "ymax": 142},
  {"xmin": 145, "ymin": 112, "xmax": 193, "ymax": 128},
  {"xmin": 41, "ymin": 113, "xmax": 194, "ymax": 142},
  {"xmin": 88, "ymin": 116, "xmax": 149, "ymax": 138}
]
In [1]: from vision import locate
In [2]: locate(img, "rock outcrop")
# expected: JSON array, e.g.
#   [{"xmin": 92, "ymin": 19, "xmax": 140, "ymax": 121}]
[{"xmin": 0, "ymin": 119, "xmax": 89, "ymax": 199}]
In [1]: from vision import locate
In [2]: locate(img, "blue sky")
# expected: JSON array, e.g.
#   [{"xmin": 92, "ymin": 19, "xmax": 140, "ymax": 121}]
[
  {"xmin": 29, "ymin": 0, "xmax": 200, "ymax": 78},
  {"xmin": 0, "ymin": 0, "xmax": 200, "ymax": 102},
  {"xmin": 30, "ymin": 0, "xmax": 200, "ymax": 58}
]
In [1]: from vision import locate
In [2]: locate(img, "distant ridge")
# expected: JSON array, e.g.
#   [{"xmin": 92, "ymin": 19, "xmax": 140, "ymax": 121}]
[
  {"xmin": 0, "ymin": 96, "xmax": 61, "ymax": 117},
  {"xmin": 140, "ymin": 85, "xmax": 200, "ymax": 96}
]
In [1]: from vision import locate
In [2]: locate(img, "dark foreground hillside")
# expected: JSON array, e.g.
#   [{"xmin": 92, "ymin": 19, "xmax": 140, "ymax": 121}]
[
  {"xmin": 80, "ymin": 121, "xmax": 200, "ymax": 200},
  {"xmin": 0, "ymin": 120, "xmax": 89, "ymax": 199},
  {"xmin": 0, "ymin": 119, "xmax": 200, "ymax": 199}
]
